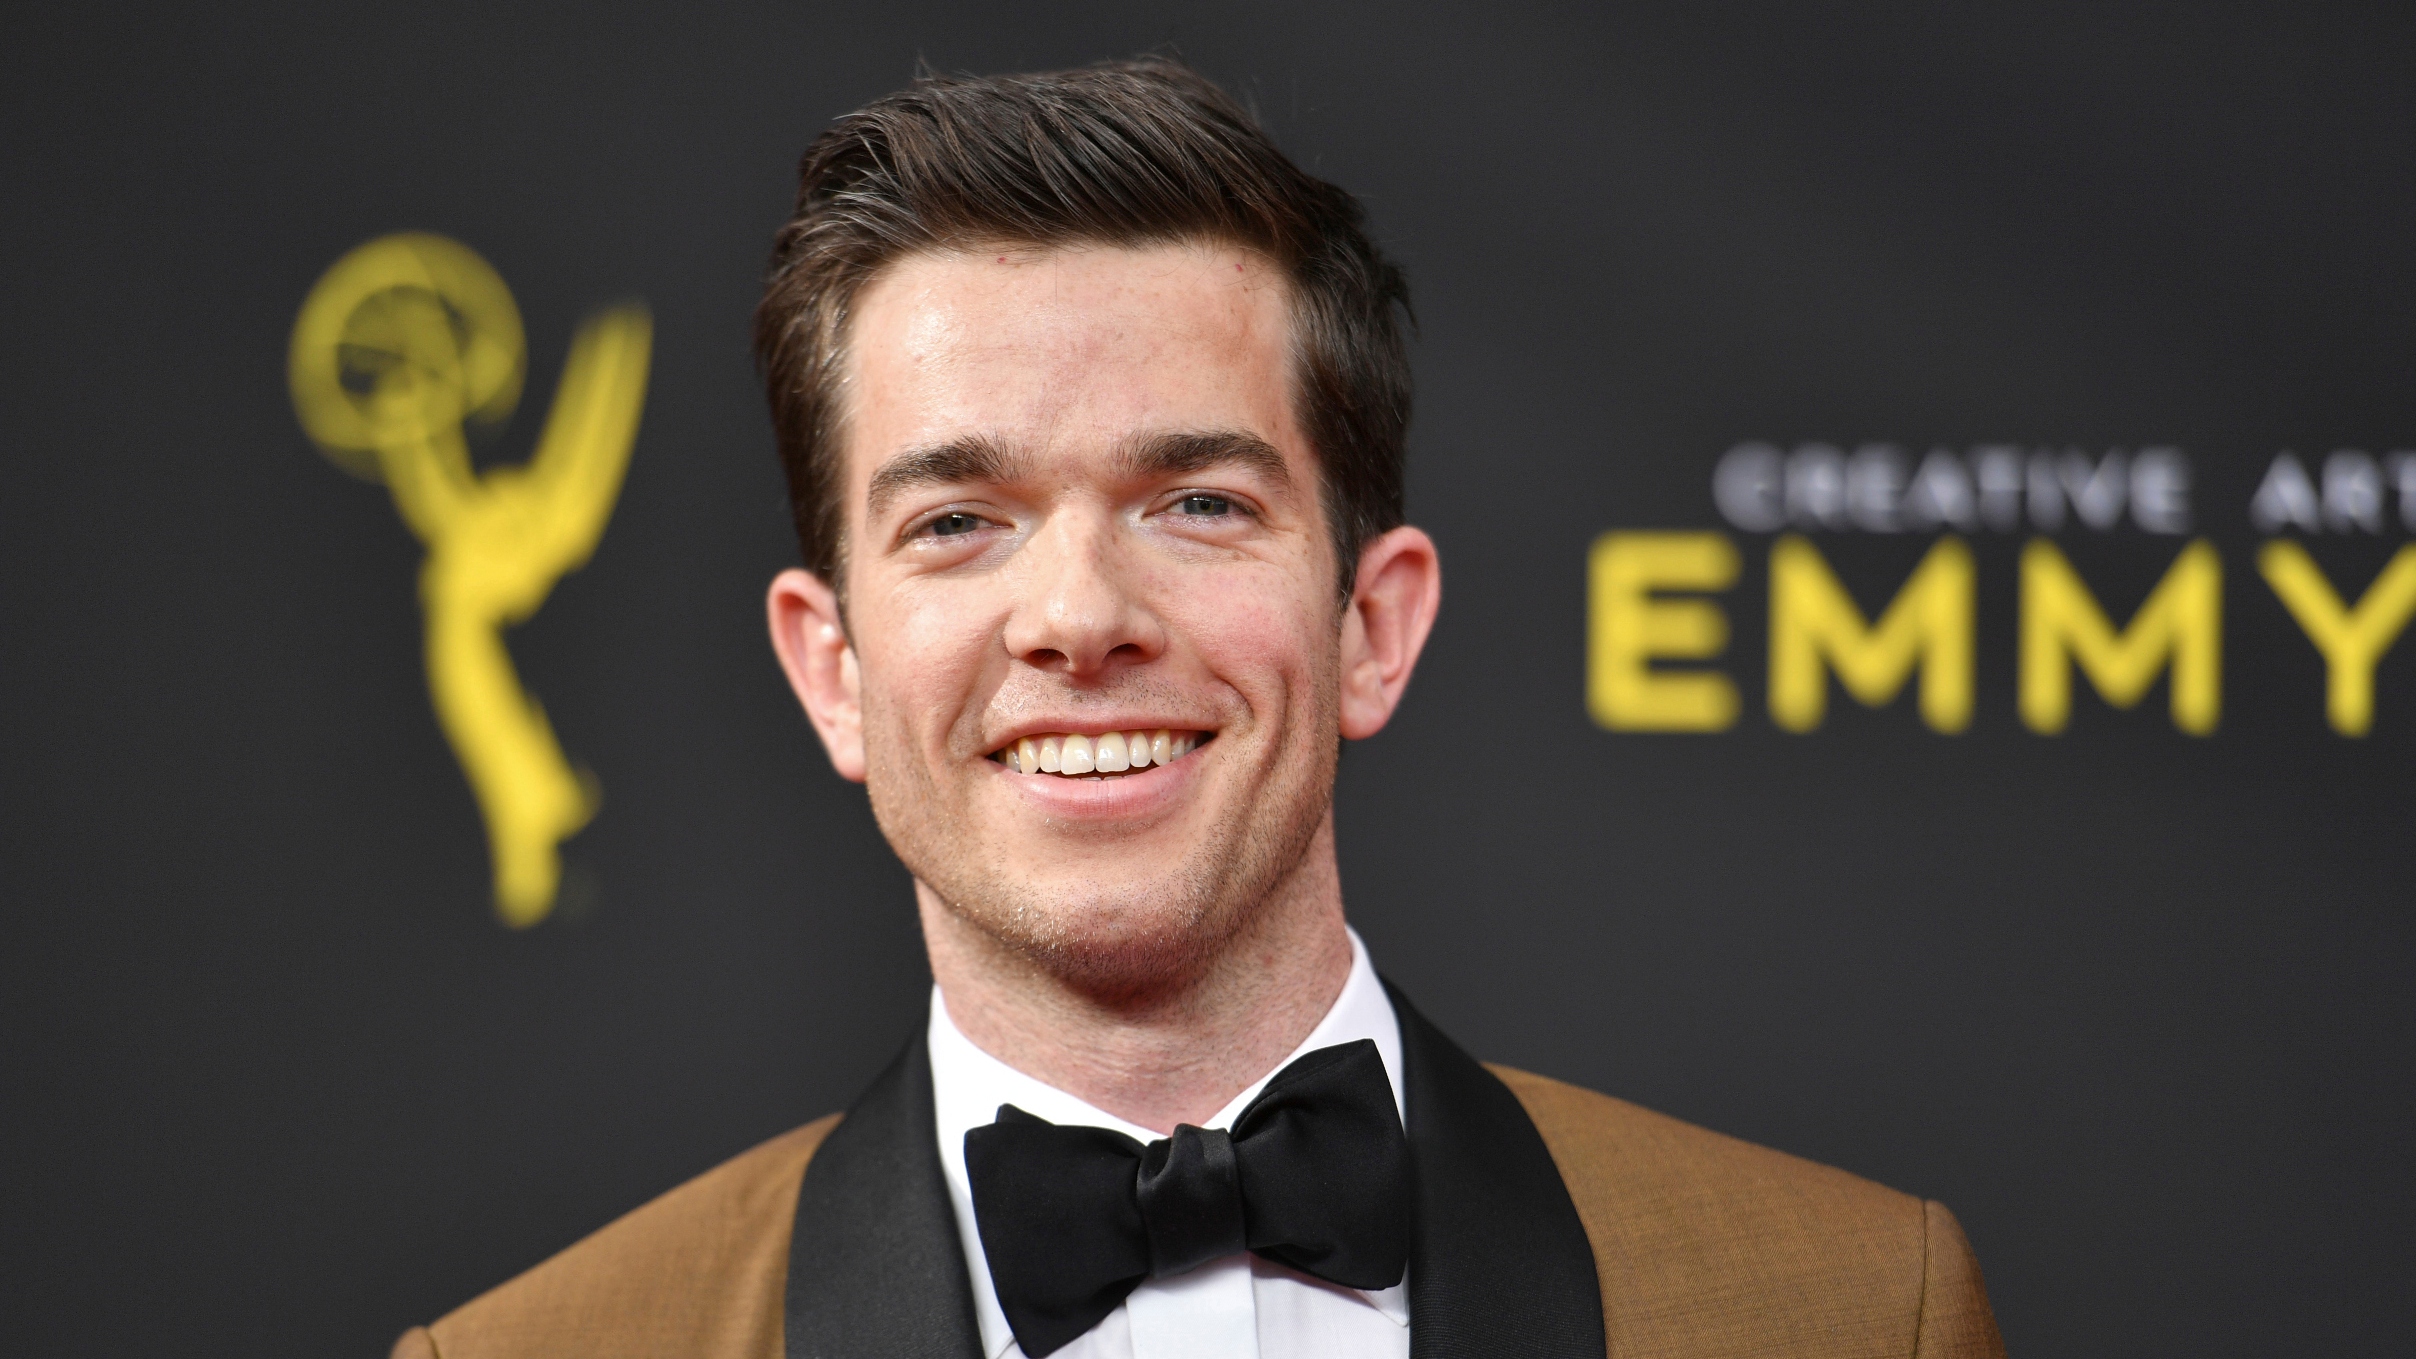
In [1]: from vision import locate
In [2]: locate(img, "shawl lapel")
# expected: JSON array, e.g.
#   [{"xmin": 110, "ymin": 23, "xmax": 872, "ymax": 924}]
[
  {"xmin": 1390, "ymin": 980, "xmax": 1607, "ymax": 1358},
  {"xmin": 783, "ymin": 1032, "xmax": 985, "ymax": 1359},
  {"xmin": 783, "ymin": 986, "xmax": 1606, "ymax": 1358}
]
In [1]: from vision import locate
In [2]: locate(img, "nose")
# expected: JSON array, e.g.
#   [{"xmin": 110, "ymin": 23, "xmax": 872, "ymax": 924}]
[{"xmin": 1002, "ymin": 506, "xmax": 1166, "ymax": 678}]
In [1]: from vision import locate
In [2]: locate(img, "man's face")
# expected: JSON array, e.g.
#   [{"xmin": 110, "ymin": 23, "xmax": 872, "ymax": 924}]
[{"xmin": 806, "ymin": 242, "xmax": 1352, "ymax": 988}]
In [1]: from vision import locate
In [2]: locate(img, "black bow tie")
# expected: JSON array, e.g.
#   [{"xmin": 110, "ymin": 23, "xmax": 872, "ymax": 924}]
[{"xmin": 963, "ymin": 1038, "xmax": 1411, "ymax": 1358}]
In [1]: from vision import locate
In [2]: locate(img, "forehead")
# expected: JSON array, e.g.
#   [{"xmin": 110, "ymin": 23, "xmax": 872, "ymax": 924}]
[{"xmin": 840, "ymin": 242, "xmax": 1301, "ymax": 490}]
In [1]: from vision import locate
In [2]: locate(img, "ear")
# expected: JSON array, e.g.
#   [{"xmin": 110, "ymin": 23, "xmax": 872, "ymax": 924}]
[
  {"xmin": 1338, "ymin": 525, "xmax": 1442, "ymax": 740},
  {"xmin": 766, "ymin": 568, "xmax": 867, "ymax": 783}
]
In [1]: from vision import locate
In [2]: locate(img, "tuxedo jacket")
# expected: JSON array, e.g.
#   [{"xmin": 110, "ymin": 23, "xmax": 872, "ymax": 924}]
[{"xmin": 394, "ymin": 985, "xmax": 2004, "ymax": 1358}]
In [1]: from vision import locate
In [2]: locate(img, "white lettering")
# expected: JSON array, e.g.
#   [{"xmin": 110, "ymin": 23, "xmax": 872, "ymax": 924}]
[
  {"xmin": 2392, "ymin": 453, "xmax": 2416, "ymax": 531},
  {"xmin": 1903, "ymin": 448, "xmax": 1977, "ymax": 529},
  {"xmin": 2130, "ymin": 447, "xmax": 2191, "ymax": 533},
  {"xmin": 1971, "ymin": 445, "xmax": 2024, "ymax": 531},
  {"xmin": 2058, "ymin": 450, "xmax": 2128, "ymax": 529},
  {"xmin": 2322, "ymin": 450, "xmax": 2384, "ymax": 533},
  {"xmin": 2250, "ymin": 453, "xmax": 2322, "ymax": 534},
  {"xmin": 2027, "ymin": 451, "xmax": 2066, "ymax": 531},
  {"xmin": 1847, "ymin": 444, "xmax": 1907, "ymax": 531},
  {"xmin": 1712, "ymin": 442, "xmax": 2194, "ymax": 535},
  {"xmin": 1713, "ymin": 442, "xmax": 1787, "ymax": 531},
  {"xmin": 1788, "ymin": 443, "xmax": 1849, "ymax": 529}
]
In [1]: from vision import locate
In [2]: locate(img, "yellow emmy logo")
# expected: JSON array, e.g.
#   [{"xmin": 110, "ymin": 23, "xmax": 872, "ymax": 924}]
[{"xmin": 290, "ymin": 233, "xmax": 650, "ymax": 927}]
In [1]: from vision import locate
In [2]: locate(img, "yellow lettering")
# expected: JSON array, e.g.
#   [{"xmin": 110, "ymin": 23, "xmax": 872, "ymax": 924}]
[
  {"xmin": 2258, "ymin": 539, "xmax": 2416, "ymax": 735},
  {"xmin": 1587, "ymin": 532, "xmax": 1740, "ymax": 731},
  {"xmin": 290, "ymin": 233, "xmax": 650, "ymax": 926},
  {"xmin": 1768, "ymin": 535, "xmax": 1974, "ymax": 733},
  {"xmin": 2019, "ymin": 538, "xmax": 2221, "ymax": 735}
]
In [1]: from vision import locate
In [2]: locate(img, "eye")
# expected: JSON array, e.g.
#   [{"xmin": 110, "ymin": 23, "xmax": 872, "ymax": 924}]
[
  {"xmin": 1175, "ymin": 494, "xmax": 1234, "ymax": 517},
  {"xmin": 924, "ymin": 511, "xmax": 986, "ymax": 537}
]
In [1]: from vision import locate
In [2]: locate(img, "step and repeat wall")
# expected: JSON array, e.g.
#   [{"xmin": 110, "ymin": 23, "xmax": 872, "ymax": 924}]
[{"xmin": 6, "ymin": 3, "xmax": 2410, "ymax": 1354}]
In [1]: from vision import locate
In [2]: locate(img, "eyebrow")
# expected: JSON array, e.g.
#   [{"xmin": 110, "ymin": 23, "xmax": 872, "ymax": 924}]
[
  {"xmin": 866, "ymin": 429, "xmax": 1293, "ymax": 522},
  {"xmin": 864, "ymin": 435, "xmax": 1028, "ymax": 520},
  {"xmin": 1118, "ymin": 430, "xmax": 1293, "ymax": 488}
]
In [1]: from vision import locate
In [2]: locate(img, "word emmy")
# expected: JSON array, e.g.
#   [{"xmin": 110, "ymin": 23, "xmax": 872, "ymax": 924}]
[
  {"xmin": 290, "ymin": 233, "xmax": 650, "ymax": 926},
  {"xmin": 1589, "ymin": 443, "xmax": 2416, "ymax": 736}
]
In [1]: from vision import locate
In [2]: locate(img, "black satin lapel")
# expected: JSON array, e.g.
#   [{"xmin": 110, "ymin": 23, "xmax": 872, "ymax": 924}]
[
  {"xmin": 784, "ymin": 1030, "xmax": 984, "ymax": 1359},
  {"xmin": 1386, "ymin": 979, "xmax": 1606, "ymax": 1358}
]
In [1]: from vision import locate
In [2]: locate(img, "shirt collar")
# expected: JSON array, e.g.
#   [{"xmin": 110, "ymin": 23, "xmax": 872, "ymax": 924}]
[{"xmin": 928, "ymin": 927, "xmax": 1408, "ymax": 1358}]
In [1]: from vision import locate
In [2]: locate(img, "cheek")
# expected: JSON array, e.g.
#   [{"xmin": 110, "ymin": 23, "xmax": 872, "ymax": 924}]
[
  {"xmin": 858, "ymin": 593, "xmax": 993, "ymax": 743},
  {"xmin": 1167, "ymin": 575, "xmax": 1336, "ymax": 707}
]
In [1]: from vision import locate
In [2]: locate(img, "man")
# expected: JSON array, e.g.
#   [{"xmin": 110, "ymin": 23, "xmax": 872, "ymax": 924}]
[{"xmin": 394, "ymin": 58, "xmax": 2005, "ymax": 1359}]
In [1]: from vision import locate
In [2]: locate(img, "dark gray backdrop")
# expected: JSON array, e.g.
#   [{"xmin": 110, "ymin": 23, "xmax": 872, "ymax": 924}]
[{"xmin": 6, "ymin": 3, "xmax": 2411, "ymax": 1354}]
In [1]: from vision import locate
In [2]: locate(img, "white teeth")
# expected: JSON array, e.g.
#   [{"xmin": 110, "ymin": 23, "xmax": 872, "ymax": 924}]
[
  {"xmin": 1000, "ymin": 729, "xmax": 1207, "ymax": 777},
  {"xmin": 1061, "ymin": 734, "xmax": 1095, "ymax": 775}
]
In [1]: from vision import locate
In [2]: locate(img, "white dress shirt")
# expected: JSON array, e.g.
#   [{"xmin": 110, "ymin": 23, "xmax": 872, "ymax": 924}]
[{"xmin": 928, "ymin": 928, "xmax": 1412, "ymax": 1359}]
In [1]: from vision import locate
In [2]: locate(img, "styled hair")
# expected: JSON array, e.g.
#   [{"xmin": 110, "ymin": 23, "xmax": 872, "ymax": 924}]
[{"xmin": 752, "ymin": 56, "xmax": 1412, "ymax": 593}]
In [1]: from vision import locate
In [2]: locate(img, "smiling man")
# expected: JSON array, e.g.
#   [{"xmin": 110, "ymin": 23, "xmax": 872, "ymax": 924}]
[{"xmin": 393, "ymin": 59, "xmax": 2004, "ymax": 1359}]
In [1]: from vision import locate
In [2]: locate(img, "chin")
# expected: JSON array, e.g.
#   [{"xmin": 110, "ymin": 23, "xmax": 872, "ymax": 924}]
[
  {"xmin": 958, "ymin": 876, "xmax": 1242, "ymax": 998},
  {"xmin": 881, "ymin": 733, "xmax": 1341, "ymax": 999}
]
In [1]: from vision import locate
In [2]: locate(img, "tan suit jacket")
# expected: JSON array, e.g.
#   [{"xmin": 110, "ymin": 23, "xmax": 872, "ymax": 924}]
[{"xmin": 394, "ymin": 1066, "xmax": 2002, "ymax": 1359}]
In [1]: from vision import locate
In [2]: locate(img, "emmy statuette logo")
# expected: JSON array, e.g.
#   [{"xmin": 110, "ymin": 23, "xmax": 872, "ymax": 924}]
[{"xmin": 290, "ymin": 233, "xmax": 650, "ymax": 927}]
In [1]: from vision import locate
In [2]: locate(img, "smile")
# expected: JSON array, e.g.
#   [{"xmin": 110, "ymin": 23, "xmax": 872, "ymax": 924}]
[{"xmin": 990, "ymin": 729, "xmax": 1213, "ymax": 779}]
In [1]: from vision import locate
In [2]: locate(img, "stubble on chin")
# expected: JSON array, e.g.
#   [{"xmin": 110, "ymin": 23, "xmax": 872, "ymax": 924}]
[{"xmin": 866, "ymin": 696, "xmax": 1342, "ymax": 1006}]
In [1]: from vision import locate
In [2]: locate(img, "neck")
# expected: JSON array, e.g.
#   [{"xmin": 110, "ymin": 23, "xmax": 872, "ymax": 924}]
[{"xmin": 919, "ymin": 816, "xmax": 1355, "ymax": 1135}]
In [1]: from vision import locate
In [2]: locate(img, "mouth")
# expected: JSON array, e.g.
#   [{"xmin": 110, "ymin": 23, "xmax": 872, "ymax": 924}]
[{"xmin": 989, "ymin": 728, "xmax": 1214, "ymax": 780}]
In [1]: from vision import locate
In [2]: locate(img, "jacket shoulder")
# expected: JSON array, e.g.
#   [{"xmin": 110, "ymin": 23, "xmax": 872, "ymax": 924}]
[
  {"xmin": 393, "ymin": 1114, "xmax": 841, "ymax": 1359},
  {"xmin": 1492, "ymin": 1066, "xmax": 2001, "ymax": 1359}
]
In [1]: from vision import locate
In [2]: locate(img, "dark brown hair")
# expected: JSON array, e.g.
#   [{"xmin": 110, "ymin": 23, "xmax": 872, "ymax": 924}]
[{"xmin": 752, "ymin": 56, "xmax": 1413, "ymax": 593}]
